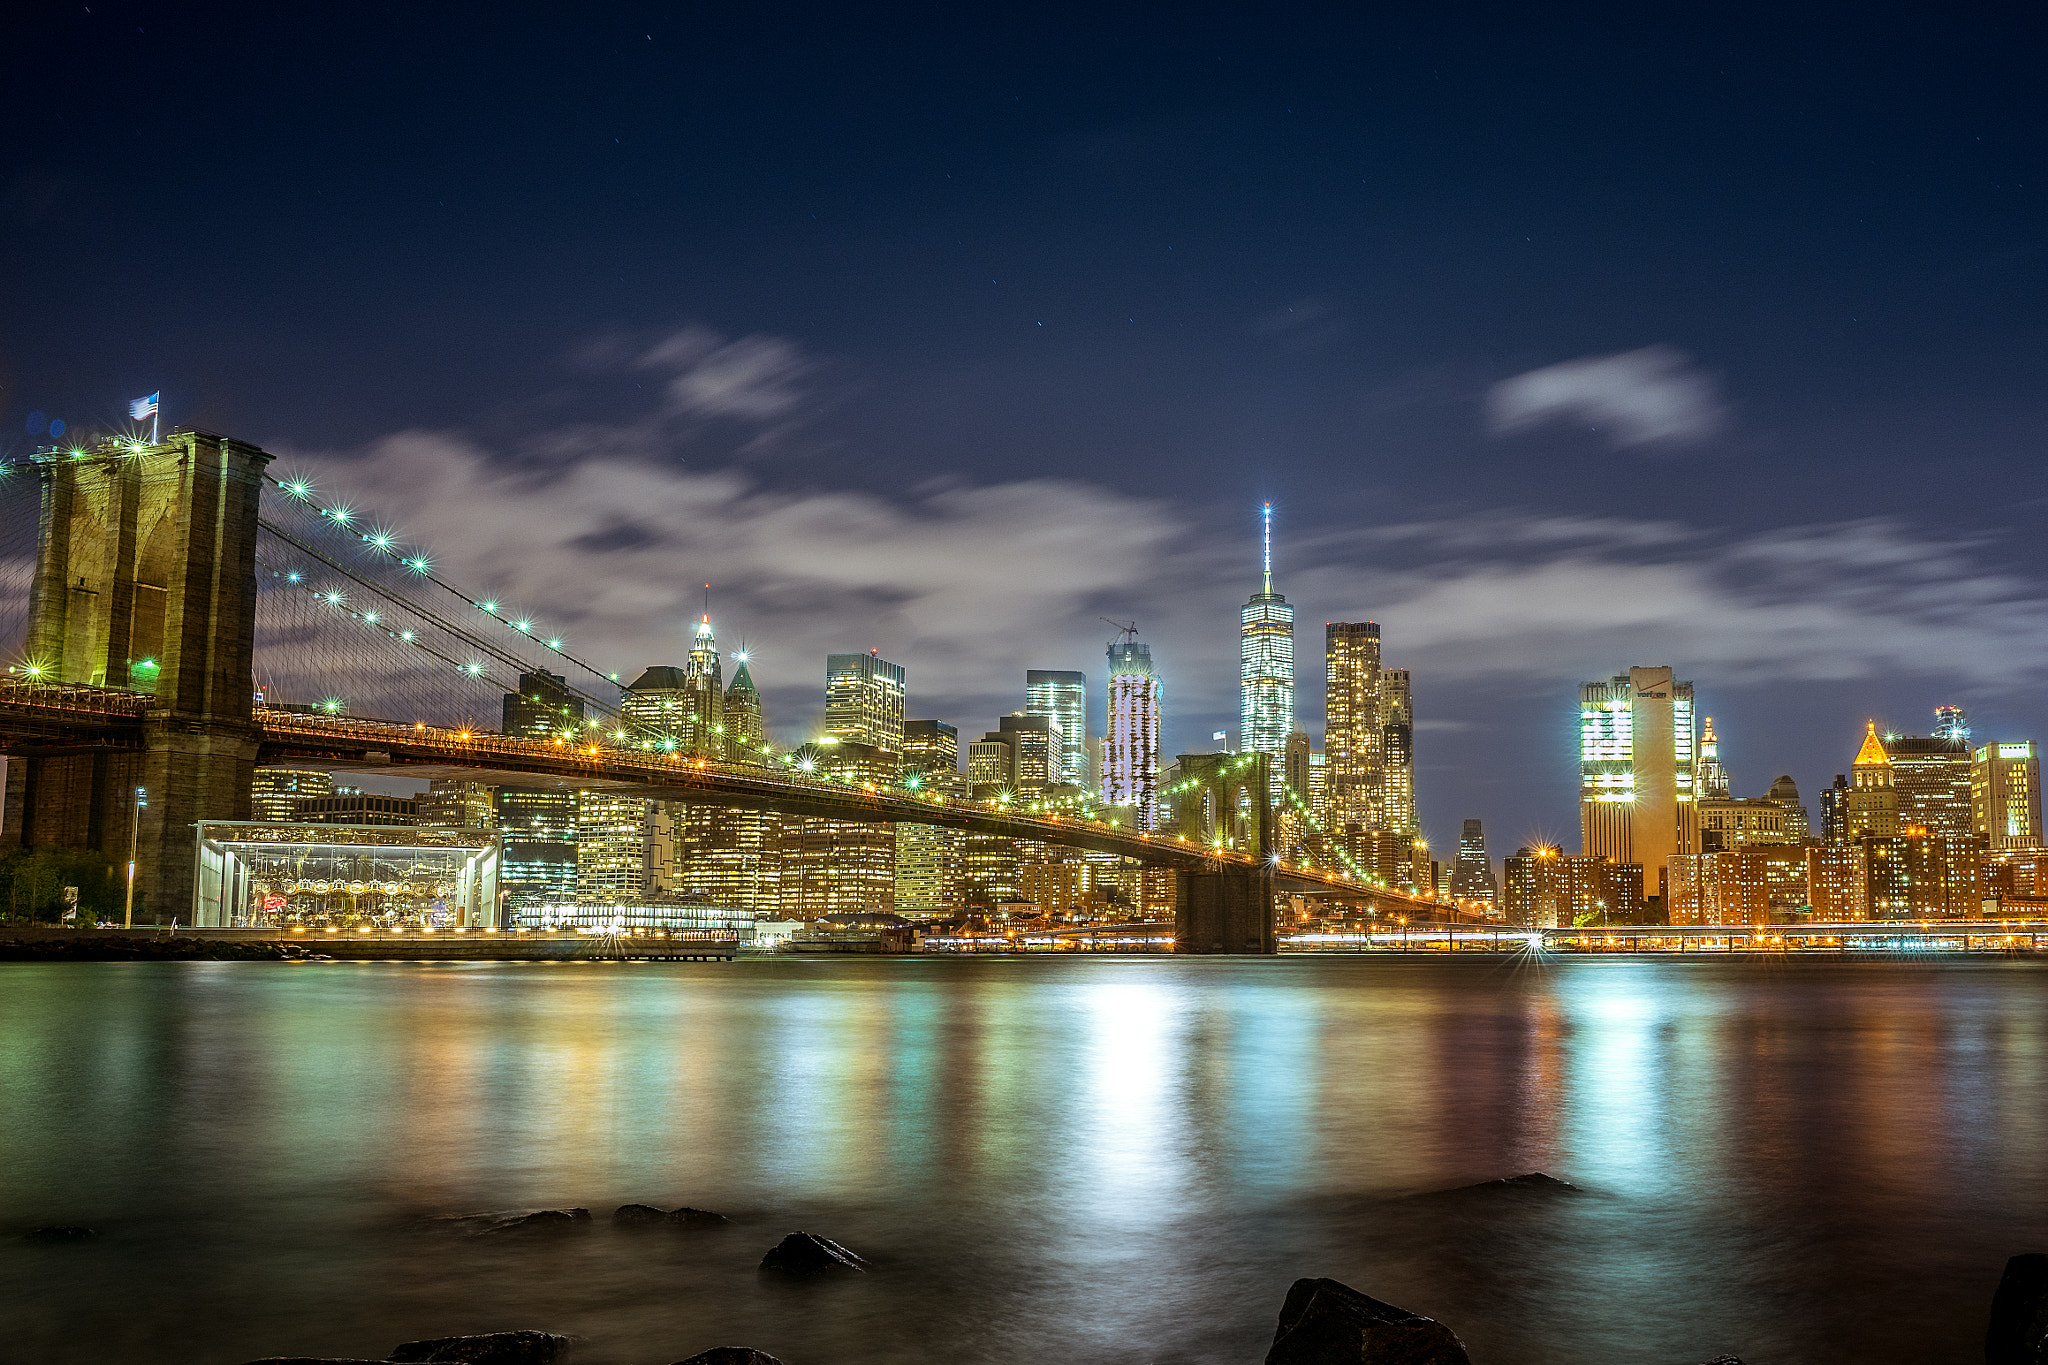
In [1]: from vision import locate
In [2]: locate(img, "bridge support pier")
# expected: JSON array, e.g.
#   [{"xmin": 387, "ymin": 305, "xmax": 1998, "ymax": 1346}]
[
  {"xmin": 12, "ymin": 432, "xmax": 271, "ymax": 919},
  {"xmin": 1175, "ymin": 864, "xmax": 1277, "ymax": 954}
]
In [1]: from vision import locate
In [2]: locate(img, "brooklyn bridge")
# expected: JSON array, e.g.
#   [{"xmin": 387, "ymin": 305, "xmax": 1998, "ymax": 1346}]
[{"xmin": 0, "ymin": 429, "xmax": 1450, "ymax": 952}]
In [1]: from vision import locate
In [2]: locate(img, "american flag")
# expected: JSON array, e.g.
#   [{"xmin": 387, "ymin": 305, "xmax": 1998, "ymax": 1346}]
[{"xmin": 129, "ymin": 392, "xmax": 159, "ymax": 421}]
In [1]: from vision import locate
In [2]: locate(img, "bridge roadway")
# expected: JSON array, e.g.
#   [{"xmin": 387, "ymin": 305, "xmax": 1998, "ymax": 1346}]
[{"xmin": 0, "ymin": 682, "xmax": 1450, "ymax": 917}]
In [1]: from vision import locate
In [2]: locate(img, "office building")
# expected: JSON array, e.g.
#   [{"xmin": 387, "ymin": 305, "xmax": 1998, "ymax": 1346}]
[
  {"xmin": 1448, "ymin": 818, "xmax": 1497, "ymax": 910},
  {"xmin": 1934, "ymin": 704, "xmax": 1971, "ymax": 744},
  {"xmin": 251, "ymin": 768, "xmax": 333, "ymax": 822},
  {"xmin": 1697, "ymin": 716, "xmax": 1731, "ymax": 797},
  {"xmin": 1845, "ymin": 723, "xmax": 1900, "ymax": 841},
  {"xmin": 1821, "ymin": 774, "xmax": 1850, "ymax": 843},
  {"xmin": 503, "ymin": 670, "xmax": 585, "ymax": 739},
  {"xmin": 1025, "ymin": 670, "xmax": 1089, "ymax": 788},
  {"xmin": 896, "ymin": 721, "xmax": 964, "ymax": 915},
  {"xmin": 622, "ymin": 616, "xmax": 724, "ymax": 757},
  {"xmin": 1697, "ymin": 796, "xmax": 1793, "ymax": 851},
  {"xmin": 967, "ymin": 732, "xmax": 1016, "ymax": 798},
  {"xmin": 575, "ymin": 790, "xmax": 651, "ymax": 901},
  {"xmin": 997, "ymin": 714, "xmax": 1060, "ymax": 795},
  {"xmin": 416, "ymin": 778, "xmax": 495, "ymax": 829},
  {"xmin": 1381, "ymin": 668, "xmax": 1416, "ymax": 835},
  {"xmin": 1765, "ymin": 774, "xmax": 1811, "ymax": 841},
  {"xmin": 1885, "ymin": 727, "xmax": 1974, "ymax": 838},
  {"xmin": 1103, "ymin": 629, "xmax": 1161, "ymax": 826},
  {"xmin": 1240, "ymin": 503, "xmax": 1294, "ymax": 801},
  {"xmin": 1579, "ymin": 666, "xmax": 1698, "ymax": 902},
  {"xmin": 825, "ymin": 651, "xmax": 906, "ymax": 756},
  {"xmin": 723, "ymin": 655, "xmax": 766, "ymax": 762},
  {"xmin": 1324, "ymin": 621, "xmax": 1382, "ymax": 828},
  {"xmin": 1306, "ymin": 750, "xmax": 1330, "ymax": 827},
  {"xmin": 496, "ymin": 785, "xmax": 577, "ymax": 909},
  {"xmin": 1975, "ymin": 740, "xmax": 2042, "ymax": 852},
  {"xmin": 1504, "ymin": 846, "xmax": 1643, "ymax": 928},
  {"xmin": 776, "ymin": 739, "xmax": 897, "ymax": 916}
]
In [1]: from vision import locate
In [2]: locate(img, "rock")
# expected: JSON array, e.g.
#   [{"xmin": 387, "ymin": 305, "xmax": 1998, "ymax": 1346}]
[
  {"xmin": 237, "ymin": 1359, "xmax": 388, "ymax": 1364},
  {"xmin": 613, "ymin": 1204, "xmax": 669, "ymax": 1225},
  {"xmin": 475, "ymin": 1210, "xmax": 590, "ymax": 1235},
  {"xmin": 388, "ymin": 1331, "xmax": 575, "ymax": 1362},
  {"xmin": 1699, "ymin": 1357, "xmax": 1745, "ymax": 1364},
  {"xmin": 665, "ymin": 1351, "xmax": 784, "ymax": 1365},
  {"xmin": 669, "ymin": 1207, "xmax": 732, "ymax": 1228},
  {"xmin": 759, "ymin": 1231, "xmax": 867, "ymax": 1275},
  {"xmin": 1265, "ymin": 1277, "xmax": 1470, "ymax": 1365},
  {"xmin": 1987, "ymin": 1253, "xmax": 2048, "ymax": 1365},
  {"xmin": 25, "ymin": 1225, "xmax": 96, "ymax": 1240},
  {"xmin": 1456, "ymin": 1173, "xmax": 1579, "ymax": 1193}
]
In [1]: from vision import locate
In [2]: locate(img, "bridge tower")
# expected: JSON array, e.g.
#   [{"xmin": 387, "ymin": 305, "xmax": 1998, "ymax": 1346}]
[
  {"xmin": 1166, "ymin": 751, "xmax": 1277, "ymax": 954},
  {"xmin": 7, "ymin": 431, "xmax": 272, "ymax": 917}
]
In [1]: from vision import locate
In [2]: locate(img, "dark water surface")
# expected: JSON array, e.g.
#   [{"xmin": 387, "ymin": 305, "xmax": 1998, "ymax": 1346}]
[{"xmin": 2, "ymin": 956, "xmax": 2045, "ymax": 1364}]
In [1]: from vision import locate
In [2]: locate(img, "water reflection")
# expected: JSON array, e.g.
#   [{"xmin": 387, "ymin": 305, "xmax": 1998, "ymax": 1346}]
[{"xmin": 0, "ymin": 957, "xmax": 2045, "ymax": 1364}]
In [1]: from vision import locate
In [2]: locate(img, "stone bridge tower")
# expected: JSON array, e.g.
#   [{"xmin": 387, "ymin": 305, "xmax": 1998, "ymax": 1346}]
[
  {"xmin": 8, "ymin": 430, "xmax": 271, "ymax": 917},
  {"xmin": 1166, "ymin": 751, "xmax": 1277, "ymax": 954}
]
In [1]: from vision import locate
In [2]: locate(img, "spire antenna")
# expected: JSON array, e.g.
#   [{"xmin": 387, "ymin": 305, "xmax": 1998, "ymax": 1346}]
[{"xmin": 1261, "ymin": 502, "xmax": 1273, "ymax": 595}]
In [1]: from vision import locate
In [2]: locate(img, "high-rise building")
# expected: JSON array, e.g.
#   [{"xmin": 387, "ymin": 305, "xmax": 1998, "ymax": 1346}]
[
  {"xmin": 1240, "ymin": 503, "xmax": 1294, "ymax": 801},
  {"xmin": 967, "ymin": 733, "xmax": 1015, "ymax": 797},
  {"xmin": 1696, "ymin": 796, "xmax": 1793, "ymax": 851},
  {"xmin": 1380, "ymin": 668, "xmax": 1415, "ymax": 835},
  {"xmin": 497, "ymin": 785, "xmax": 577, "ymax": 909},
  {"xmin": 673, "ymin": 803, "xmax": 777, "ymax": 913},
  {"xmin": 1025, "ymin": 670, "xmax": 1089, "ymax": 788},
  {"xmin": 1821, "ymin": 774, "xmax": 1850, "ymax": 843},
  {"xmin": 575, "ymin": 790, "xmax": 650, "ymax": 901},
  {"xmin": 1866, "ymin": 828, "xmax": 1987, "ymax": 919},
  {"xmin": 1934, "ymin": 705, "xmax": 1971, "ymax": 744},
  {"xmin": 1974, "ymin": 740, "xmax": 2042, "ymax": 852},
  {"xmin": 1504, "ymin": 846, "xmax": 1644, "ymax": 928},
  {"xmin": 1306, "ymin": 750, "xmax": 1330, "ymax": 827},
  {"xmin": 1449, "ymin": 818, "xmax": 1497, "ymax": 910},
  {"xmin": 1697, "ymin": 716, "xmax": 1731, "ymax": 797},
  {"xmin": 417, "ymin": 778, "xmax": 495, "ymax": 829},
  {"xmin": 776, "ymin": 738, "xmax": 897, "ymax": 917},
  {"xmin": 1324, "ymin": 621, "xmax": 1382, "ymax": 828},
  {"xmin": 896, "ymin": 721, "xmax": 964, "ymax": 915},
  {"xmin": 251, "ymin": 768, "xmax": 333, "ymax": 822},
  {"xmin": 1103, "ymin": 629, "xmax": 1161, "ymax": 826},
  {"xmin": 825, "ymin": 651, "xmax": 906, "ymax": 756},
  {"xmin": 723, "ymin": 655, "xmax": 766, "ymax": 763},
  {"xmin": 1579, "ymin": 666, "xmax": 1698, "ymax": 900},
  {"xmin": 1845, "ymin": 723, "xmax": 1900, "ymax": 841},
  {"xmin": 622, "ymin": 618, "xmax": 724, "ymax": 757},
  {"xmin": 1765, "ymin": 774, "xmax": 1811, "ymax": 841},
  {"xmin": 1885, "ymin": 728, "xmax": 1973, "ymax": 838},
  {"xmin": 503, "ymin": 670, "xmax": 585, "ymax": 739},
  {"xmin": 997, "ymin": 714, "xmax": 1060, "ymax": 795},
  {"xmin": 1666, "ymin": 847, "xmax": 1811, "ymax": 925}
]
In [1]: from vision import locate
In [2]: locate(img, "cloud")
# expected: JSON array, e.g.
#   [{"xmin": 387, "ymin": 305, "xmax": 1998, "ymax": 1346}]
[
  {"xmin": 1486, "ymin": 345, "xmax": 1726, "ymax": 449},
  {"xmin": 638, "ymin": 328, "xmax": 811, "ymax": 421}
]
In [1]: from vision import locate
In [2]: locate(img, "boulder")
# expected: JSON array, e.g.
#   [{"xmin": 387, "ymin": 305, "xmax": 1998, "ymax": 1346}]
[
  {"xmin": 388, "ymin": 1331, "xmax": 575, "ymax": 1362},
  {"xmin": 613, "ymin": 1204, "xmax": 670, "ymax": 1225},
  {"xmin": 1455, "ymin": 1173, "xmax": 1578, "ymax": 1193},
  {"xmin": 476, "ymin": 1210, "xmax": 590, "ymax": 1236},
  {"xmin": 237, "ymin": 1359, "xmax": 388, "ymax": 1364},
  {"xmin": 665, "ymin": 1351, "xmax": 784, "ymax": 1365},
  {"xmin": 669, "ymin": 1207, "xmax": 732, "ymax": 1228},
  {"xmin": 1265, "ymin": 1277, "xmax": 1470, "ymax": 1365},
  {"xmin": 759, "ymin": 1231, "xmax": 867, "ymax": 1275},
  {"xmin": 25, "ymin": 1225, "xmax": 96, "ymax": 1241},
  {"xmin": 1987, "ymin": 1253, "xmax": 2048, "ymax": 1365}
]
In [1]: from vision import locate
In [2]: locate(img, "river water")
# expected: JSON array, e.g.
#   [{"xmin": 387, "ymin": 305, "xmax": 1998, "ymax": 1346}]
[{"xmin": 2, "ymin": 955, "xmax": 2044, "ymax": 1364}]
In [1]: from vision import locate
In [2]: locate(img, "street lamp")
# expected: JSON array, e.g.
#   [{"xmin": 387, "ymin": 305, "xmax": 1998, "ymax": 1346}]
[{"xmin": 125, "ymin": 786, "xmax": 147, "ymax": 929}]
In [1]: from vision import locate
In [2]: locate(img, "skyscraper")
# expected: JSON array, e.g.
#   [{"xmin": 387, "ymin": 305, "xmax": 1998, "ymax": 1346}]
[
  {"xmin": 1579, "ymin": 666, "xmax": 1698, "ymax": 902},
  {"xmin": 575, "ymin": 789, "xmax": 651, "ymax": 901},
  {"xmin": 499, "ymin": 674, "xmax": 583, "ymax": 908},
  {"xmin": 1885, "ymin": 729, "xmax": 1973, "ymax": 838},
  {"xmin": 1697, "ymin": 716, "xmax": 1731, "ymax": 797},
  {"xmin": 1324, "ymin": 621, "xmax": 1382, "ymax": 827},
  {"xmin": 1449, "ymin": 818, "xmax": 1497, "ymax": 910},
  {"xmin": 1974, "ymin": 740, "xmax": 2042, "ymax": 851},
  {"xmin": 1765, "ymin": 774, "xmax": 1811, "ymax": 840},
  {"xmin": 1103, "ymin": 628, "xmax": 1161, "ymax": 827},
  {"xmin": 1025, "ymin": 670, "xmax": 1088, "ymax": 788},
  {"xmin": 1845, "ymin": 722, "xmax": 1900, "ymax": 840},
  {"xmin": 1380, "ymin": 668, "xmax": 1415, "ymax": 835},
  {"xmin": 1820, "ymin": 774, "xmax": 1850, "ymax": 843},
  {"xmin": 826, "ymin": 651, "xmax": 906, "ymax": 756},
  {"xmin": 1240, "ymin": 503, "xmax": 1294, "ymax": 801},
  {"xmin": 503, "ymin": 670, "xmax": 584, "ymax": 739},
  {"xmin": 1934, "ymin": 704, "xmax": 1971, "ymax": 744},
  {"xmin": 896, "ymin": 720, "xmax": 964, "ymax": 916},
  {"xmin": 997, "ymin": 713, "xmax": 1059, "ymax": 794},
  {"xmin": 723, "ymin": 655, "xmax": 765, "ymax": 762},
  {"xmin": 251, "ymin": 768, "xmax": 333, "ymax": 821}
]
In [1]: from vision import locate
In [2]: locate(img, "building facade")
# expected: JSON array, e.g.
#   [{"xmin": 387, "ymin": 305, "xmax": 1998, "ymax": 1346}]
[
  {"xmin": 1025, "ymin": 670, "xmax": 1089, "ymax": 788},
  {"xmin": 1975, "ymin": 740, "xmax": 2042, "ymax": 852},
  {"xmin": 496, "ymin": 785, "xmax": 576, "ymax": 909},
  {"xmin": 1448, "ymin": 817, "xmax": 1497, "ymax": 910},
  {"xmin": 1240, "ymin": 505, "xmax": 1294, "ymax": 801},
  {"xmin": 1324, "ymin": 621, "xmax": 1382, "ymax": 829},
  {"xmin": 251, "ymin": 768, "xmax": 333, "ymax": 822},
  {"xmin": 1885, "ymin": 732, "xmax": 1974, "ymax": 838},
  {"xmin": 1103, "ymin": 632, "xmax": 1161, "ymax": 827},
  {"xmin": 825, "ymin": 651, "xmax": 906, "ymax": 756},
  {"xmin": 1579, "ymin": 666, "xmax": 1698, "ymax": 901},
  {"xmin": 1380, "ymin": 668, "xmax": 1415, "ymax": 835},
  {"xmin": 1845, "ymin": 723, "xmax": 1900, "ymax": 841}
]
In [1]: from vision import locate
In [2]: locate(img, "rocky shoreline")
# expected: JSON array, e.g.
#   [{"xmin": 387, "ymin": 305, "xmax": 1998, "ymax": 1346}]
[{"xmin": 0, "ymin": 930, "xmax": 322, "ymax": 962}]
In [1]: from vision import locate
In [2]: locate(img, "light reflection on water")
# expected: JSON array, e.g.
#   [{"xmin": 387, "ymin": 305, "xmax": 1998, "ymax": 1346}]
[{"xmin": 1, "ymin": 956, "xmax": 2045, "ymax": 1364}]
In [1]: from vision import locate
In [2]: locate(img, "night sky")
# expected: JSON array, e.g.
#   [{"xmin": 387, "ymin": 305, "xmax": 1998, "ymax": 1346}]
[{"xmin": 6, "ymin": 4, "xmax": 2047, "ymax": 856}]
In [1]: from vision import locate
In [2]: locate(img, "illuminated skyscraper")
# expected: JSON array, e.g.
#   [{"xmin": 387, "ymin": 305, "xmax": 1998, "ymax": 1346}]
[
  {"xmin": 1380, "ymin": 668, "xmax": 1415, "ymax": 835},
  {"xmin": 826, "ymin": 651, "xmax": 906, "ymax": 756},
  {"xmin": 503, "ymin": 670, "xmax": 584, "ymax": 739},
  {"xmin": 1934, "ymin": 705, "xmax": 1971, "ymax": 744},
  {"xmin": 997, "ymin": 714, "xmax": 1059, "ymax": 794},
  {"xmin": 1765, "ymin": 774, "xmax": 1811, "ymax": 840},
  {"xmin": 896, "ymin": 720, "xmax": 964, "ymax": 915},
  {"xmin": 1103, "ymin": 628, "xmax": 1161, "ymax": 827},
  {"xmin": 1449, "ymin": 818, "xmax": 1497, "ymax": 909},
  {"xmin": 250, "ymin": 768, "xmax": 333, "ymax": 822},
  {"xmin": 1974, "ymin": 740, "xmax": 2042, "ymax": 851},
  {"xmin": 575, "ymin": 789, "xmax": 651, "ymax": 901},
  {"xmin": 1845, "ymin": 722, "xmax": 1900, "ymax": 840},
  {"xmin": 1324, "ymin": 621, "xmax": 1382, "ymax": 827},
  {"xmin": 1697, "ymin": 716, "xmax": 1731, "ymax": 797},
  {"xmin": 1240, "ymin": 503, "xmax": 1294, "ymax": 801},
  {"xmin": 1579, "ymin": 666, "xmax": 1698, "ymax": 902},
  {"xmin": 499, "ymin": 673, "xmax": 584, "ymax": 908},
  {"xmin": 1025, "ymin": 670, "xmax": 1089, "ymax": 788},
  {"xmin": 722, "ymin": 656, "xmax": 765, "ymax": 763},
  {"xmin": 1885, "ymin": 729, "xmax": 1973, "ymax": 838}
]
